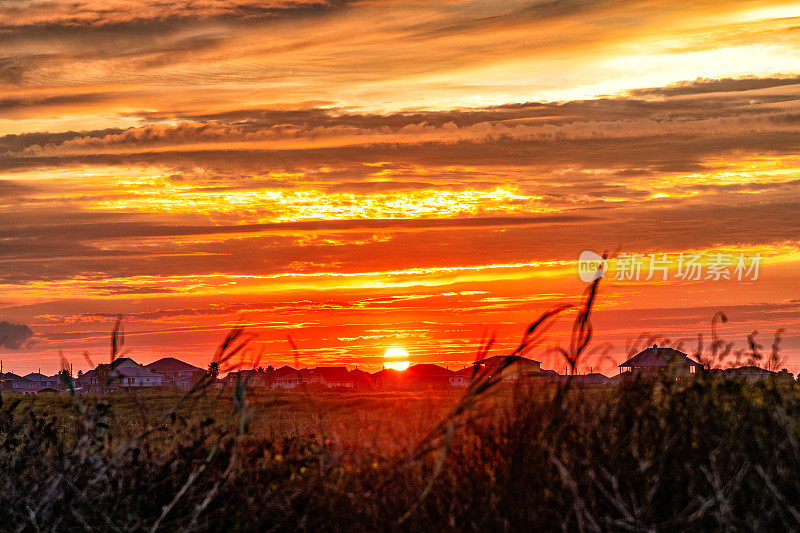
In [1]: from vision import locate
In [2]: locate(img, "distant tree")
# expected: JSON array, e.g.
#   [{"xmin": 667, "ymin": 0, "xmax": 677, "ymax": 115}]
[
  {"xmin": 208, "ymin": 361, "xmax": 219, "ymax": 380},
  {"xmin": 266, "ymin": 365, "xmax": 275, "ymax": 372},
  {"xmin": 57, "ymin": 369, "xmax": 72, "ymax": 389},
  {"xmin": 77, "ymin": 370, "xmax": 83, "ymax": 379}
]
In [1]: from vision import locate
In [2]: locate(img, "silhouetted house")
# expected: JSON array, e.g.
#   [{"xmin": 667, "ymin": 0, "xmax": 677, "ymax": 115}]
[
  {"xmin": 224, "ymin": 369, "xmax": 269, "ymax": 388},
  {"xmin": 76, "ymin": 369, "xmax": 99, "ymax": 391},
  {"xmin": 449, "ymin": 367, "xmax": 476, "ymax": 387},
  {"xmin": 348, "ymin": 368, "xmax": 375, "ymax": 390},
  {"xmin": 271, "ymin": 367, "xmax": 358, "ymax": 389},
  {"xmin": 517, "ymin": 367, "xmax": 561, "ymax": 384},
  {"xmin": 472, "ymin": 355, "xmax": 542, "ymax": 381},
  {"xmin": 725, "ymin": 366, "xmax": 773, "ymax": 380},
  {"xmin": 76, "ymin": 368, "xmax": 103, "ymax": 391},
  {"xmin": 559, "ymin": 372, "xmax": 610, "ymax": 385},
  {"xmin": 24, "ymin": 373, "xmax": 60, "ymax": 389},
  {"xmin": 313, "ymin": 367, "xmax": 353, "ymax": 388},
  {"xmin": 607, "ymin": 372, "xmax": 627, "ymax": 384},
  {"xmin": 0, "ymin": 373, "xmax": 34, "ymax": 390},
  {"xmin": 371, "ymin": 368, "xmax": 404, "ymax": 388},
  {"xmin": 146, "ymin": 357, "xmax": 204, "ymax": 388},
  {"xmin": 110, "ymin": 365, "xmax": 162, "ymax": 387},
  {"xmin": 724, "ymin": 366, "xmax": 794, "ymax": 381},
  {"xmin": 270, "ymin": 366, "xmax": 293, "ymax": 388},
  {"xmin": 77, "ymin": 357, "xmax": 162, "ymax": 390},
  {"xmin": 272, "ymin": 366, "xmax": 314, "ymax": 389},
  {"xmin": 17, "ymin": 386, "xmax": 59, "ymax": 395},
  {"xmin": 404, "ymin": 364, "xmax": 453, "ymax": 387},
  {"xmin": 539, "ymin": 369, "xmax": 560, "ymax": 381},
  {"xmin": 110, "ymin": 357, "xmax": 141, "ymax": 370},
  {"xmin": 619, "ymin": 345, "xmax": 703, "ymax": 380}
]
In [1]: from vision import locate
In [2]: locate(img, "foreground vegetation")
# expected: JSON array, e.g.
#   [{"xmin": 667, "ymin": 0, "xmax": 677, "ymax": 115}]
[
  {"xmin": 2, "ymin": 281, "xmax": 799, "ymax": 531},
  {"xmin": 4, "ymin": 376, "xmax": 800, "ymax": 531}
]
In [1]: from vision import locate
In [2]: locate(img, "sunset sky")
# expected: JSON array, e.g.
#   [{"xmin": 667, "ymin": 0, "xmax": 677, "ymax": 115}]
[{"xmin": 2, "ymin": 0, "xmax": 800, "ymax": 375}]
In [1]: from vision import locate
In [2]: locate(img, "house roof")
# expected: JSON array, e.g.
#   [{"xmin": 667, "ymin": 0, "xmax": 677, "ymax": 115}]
[
  {"xmin": 273, "ymin": 367, "xmax": 315, "ymax": 380},
  {"xmin": 109, "ymin": 357, "xmax": 140, "ymax": 369},
  {"xmin": 24, "ymin": 372, "xmax": 58, "ymax": 382},
  {"xmin": 348, "ymin": 368, "xmax": 373, "ymax": 383},
  {"xmin": 225, "ymin": 369, "xmax": 269, "ymax": 381},
  {"xmin": 725, "ymin": 366, "xmax": 774, "ymax": 375},
  {"xmin": 473, "ymin": 355, "xmax": 541, "ymax": 367},
  {"xmin": 313, "ymin": 366, "xmax": 350, "ymax": 382},
  {"xmin": 0, "ymin": 372, "xmax": 33, "ymax": 383},
  {"xmin": 619, "ymin": 345, "xmax": 702, "ymax": 368},
  {"xmin": 272, "ymin": 365, "xmax": 300, "ymax": 378},
  {"xmin": 79, "ymin": 369, "xmax": 98, "ymax": 380},
  {"xmin": 146, "ymin": 357, "xmax": 202, "ymax": 372},
  {"xmin": 560, "ymin": 372, "xmax": 610, "ymax": 384},
  {"xmin": 405, "ymin": 364, "xmax": 453, "ymax": 377},
  {"xmin": 110, "ymin": 366, "xmax": 162, "ymax": 379},
  {"xmin": 371, "ymin": 368, "xmax": 403, "ymax": 379}
]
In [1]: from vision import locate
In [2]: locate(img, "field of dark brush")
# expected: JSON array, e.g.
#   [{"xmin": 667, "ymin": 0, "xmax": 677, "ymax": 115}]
[{"xmin": 3, "ymin": 376, "xmax": 800, "ymax": 532}]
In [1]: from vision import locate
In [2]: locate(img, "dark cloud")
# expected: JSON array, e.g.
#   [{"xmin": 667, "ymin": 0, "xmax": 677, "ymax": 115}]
[
  {"xmin": 0, "ymin": 0, "xmax": 352, "ymax": 33},
  {"xmin": 406, "ymin": 0, "xmax": 630, "ymax": 41},
  {"xmin": 0, "ymin": 321, "xmax": 34, "ymax": 350},
  {"xmin": 2, "ymin": 78, "xmax": 797, "ymax": 177},
  {"xmin": 629, "ymin": 76, "xmax": 800, "ymax": 97},
  {"xmin": 0, "ymin": 128, "xmax": 124, "ymax": 154},
  {"xmin": 327, "ymin": 181, "xmax": 441, "ymax": 193},
  {"xmin": 0, "ymin": 214, "xmax": 596, "ymax": 243},
  {"xmin": 7, "ymin": 126, "xmax": 796, "ymax": 177},
  {"xmin": 0, "ymin": 180, "xmax": 35, "ymax": 197},
  {"xmin": 0, "ymin": 92, "xmax": 123, "ymax": 113},
  {"xmin": 0, "ymin": 57, "xmax": 24, "ymax": 85}
]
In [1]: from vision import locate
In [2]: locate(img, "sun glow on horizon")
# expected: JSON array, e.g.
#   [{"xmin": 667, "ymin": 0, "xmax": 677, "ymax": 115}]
[
  {"xmin": 384, "ymin": 361, "xmax": 410, "ymax": 371},
  {"xmin": 384, "ymin": 348, "xmax": 410, "ymax": 370}
]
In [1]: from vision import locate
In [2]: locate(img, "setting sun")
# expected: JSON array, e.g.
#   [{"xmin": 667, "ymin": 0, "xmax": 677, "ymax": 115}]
[
  {"xmin": 383, "ymin": 361, "xmax": 410, "ymax": 371},
  {"xmin": 384, "ymin": 348, "xmax": 410, "ymax": 370},
  {"xmin": 384, "ymin": 348, "xmax": 409, "ymax": 359}
]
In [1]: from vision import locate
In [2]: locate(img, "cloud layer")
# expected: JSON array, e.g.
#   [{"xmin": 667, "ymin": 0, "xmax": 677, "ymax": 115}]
[
  {"xmin": 0, "ymin": 321, "xmax": 34, "ymax": 350},
  {"xmin": 1, "ymin": 0, "xmax": 800, "ymax": 374}
]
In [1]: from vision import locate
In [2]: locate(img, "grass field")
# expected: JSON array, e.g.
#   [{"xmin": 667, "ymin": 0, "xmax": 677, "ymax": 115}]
[
  {"xmin": 9, "ymin": 388, "xmax": 467, "ymax": 454},
  {"xmin": 4, "ymin": 376, "xmax": 800, "ymax": 532}
]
